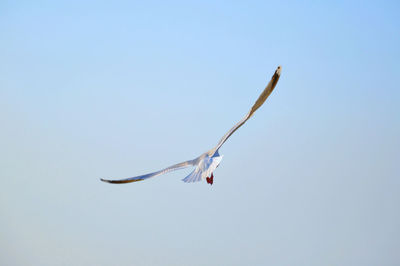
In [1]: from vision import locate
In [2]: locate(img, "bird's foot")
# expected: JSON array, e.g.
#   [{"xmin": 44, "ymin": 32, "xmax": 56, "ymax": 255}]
[{"xmin": 206, "ymin": 173, "xmax": 214, "ymax": 185}]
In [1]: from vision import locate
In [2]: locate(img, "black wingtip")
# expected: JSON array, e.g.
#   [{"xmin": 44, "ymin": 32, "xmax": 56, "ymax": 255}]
[
  {"xmin": 100, "ymin": 178, "xmax": 145, "ymax": 184},
  {"xmin": 276, "ymin": 65, "xmax": 282, "ymax": 75}
]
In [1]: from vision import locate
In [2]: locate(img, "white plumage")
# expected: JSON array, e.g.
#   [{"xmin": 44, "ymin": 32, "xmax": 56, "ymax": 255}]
[{"xmin": 101, "ymin": 66, "xmax": 281, "ymax": 185}]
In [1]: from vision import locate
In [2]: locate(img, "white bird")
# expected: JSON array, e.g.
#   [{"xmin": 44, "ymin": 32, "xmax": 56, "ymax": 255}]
[{"xmin": 101, "ymin": 66, "xmax": 281, "ymax": 185}]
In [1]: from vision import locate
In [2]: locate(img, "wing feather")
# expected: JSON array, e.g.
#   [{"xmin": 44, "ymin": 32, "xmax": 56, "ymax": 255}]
[
  {"xmin": 100, "ymin": 159, "xmax": 196, "ymax": 184},
  {"xmin": 211, "ymin": 66, "xmax": 281, "ymax": 154}
]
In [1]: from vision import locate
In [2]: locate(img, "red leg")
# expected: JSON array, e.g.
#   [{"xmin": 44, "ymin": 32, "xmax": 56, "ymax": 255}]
[{"xmin": 206, "ymin": 173, "xmax": 214, "ymax": 185}]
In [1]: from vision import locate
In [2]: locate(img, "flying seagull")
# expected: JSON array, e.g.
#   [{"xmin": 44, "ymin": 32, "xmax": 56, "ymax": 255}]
[{"xmin": 101, "ymin": 66, "xmax": 281, "ymax": 185}]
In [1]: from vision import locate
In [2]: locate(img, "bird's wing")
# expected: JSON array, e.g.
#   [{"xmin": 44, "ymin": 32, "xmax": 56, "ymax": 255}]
[
  {"xmin": 211, "ymin": 66, "xmax": 281, "ymax": 153},
  {"xmin": 100, "ymin": 159, "xmax": 197, "ymax": 184}
]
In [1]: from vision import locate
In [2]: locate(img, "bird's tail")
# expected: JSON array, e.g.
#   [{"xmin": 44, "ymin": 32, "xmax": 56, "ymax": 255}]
[{"xmin": 182, "ymin": 168, "xmax": 203, "ymax": 183}]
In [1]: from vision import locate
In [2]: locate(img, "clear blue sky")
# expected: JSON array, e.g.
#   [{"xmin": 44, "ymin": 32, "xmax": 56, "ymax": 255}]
[{"xmin": 1, "ymin": 1, "xmax": 399, "ymax": 265}]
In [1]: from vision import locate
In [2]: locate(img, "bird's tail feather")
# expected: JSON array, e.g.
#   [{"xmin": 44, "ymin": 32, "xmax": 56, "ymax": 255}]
[{"xmin": 182, "ymin": 169, "xmax": 203, "ymax": 183}]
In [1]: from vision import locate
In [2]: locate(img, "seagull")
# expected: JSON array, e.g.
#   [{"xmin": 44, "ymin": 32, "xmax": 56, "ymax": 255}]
[{"xmin": 101, "ymin": 66, "xmax": 281, "ymax": 185}]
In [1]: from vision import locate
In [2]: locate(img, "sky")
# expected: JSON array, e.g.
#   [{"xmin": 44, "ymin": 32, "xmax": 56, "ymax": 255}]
[{"xmin": 0, "ymin": 1, "xmax": 399, "ymax": 265}]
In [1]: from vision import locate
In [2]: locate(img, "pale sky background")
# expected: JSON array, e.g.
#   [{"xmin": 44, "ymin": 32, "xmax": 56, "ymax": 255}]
[{"xmin": 1, "ymin": 1, "xmax": 399, "ymax": 265}]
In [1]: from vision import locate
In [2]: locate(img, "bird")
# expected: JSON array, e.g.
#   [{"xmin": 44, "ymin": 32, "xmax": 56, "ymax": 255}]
[{"xmin": 100, "ymin": 66, "xmax": 281, "ymax": 185}]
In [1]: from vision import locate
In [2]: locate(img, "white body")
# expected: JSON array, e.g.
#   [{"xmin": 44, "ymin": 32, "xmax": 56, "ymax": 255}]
[{"xmin": 182, "ymin": 151, "xmax": 223, "ymax": 183}]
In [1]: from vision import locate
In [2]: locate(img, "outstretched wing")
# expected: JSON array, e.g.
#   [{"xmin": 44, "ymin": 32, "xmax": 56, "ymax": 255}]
[
  {"xmin": 100, "ymin": 159, "xmax": 197, "ymax": 184},
  {"xmin": 211, "ymin": 66, "xmax": 281, "ymax": 154}
]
